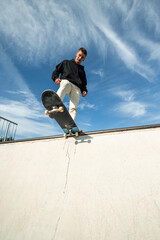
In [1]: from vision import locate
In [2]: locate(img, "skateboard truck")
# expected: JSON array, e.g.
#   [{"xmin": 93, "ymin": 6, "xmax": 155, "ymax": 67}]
[
  {"xmin": 64, "ymin": 131, "xmax": 79, "ymax": 138},
  {"xmin": 63, "ymin": 128, "xmax": 82, "ymax": 138},
  {"xmin": 45, "ymin": 106, "xmax": 64, "ymax": 116}
]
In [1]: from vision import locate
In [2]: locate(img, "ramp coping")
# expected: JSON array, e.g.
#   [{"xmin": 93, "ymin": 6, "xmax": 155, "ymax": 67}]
[{"xmin": 0, "ymin": 124, "xmax": 160, "ymax": 144}]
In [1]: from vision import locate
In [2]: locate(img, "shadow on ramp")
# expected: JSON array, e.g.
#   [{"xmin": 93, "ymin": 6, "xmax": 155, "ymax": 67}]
[{"xmin": 74, "ymin": 134, "xmax": 93, "ymax": 145}]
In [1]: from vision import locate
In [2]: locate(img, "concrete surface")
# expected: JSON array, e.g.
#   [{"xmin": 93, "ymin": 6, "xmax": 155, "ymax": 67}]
[{"xmin": 0, "ymin": 125, "xmax": 160, "ymax": 240}]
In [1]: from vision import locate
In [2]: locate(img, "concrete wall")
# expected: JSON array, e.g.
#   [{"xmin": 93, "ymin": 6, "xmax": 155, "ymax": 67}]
[{"xmin": 0, "ymin": 126, "xmax": 160, "ymax": 240}]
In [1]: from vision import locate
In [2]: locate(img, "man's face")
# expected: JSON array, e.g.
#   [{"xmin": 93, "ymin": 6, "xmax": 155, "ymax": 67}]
[{"xmin": 75, "ymin": 50, "xmax": 86, "ymax": 65}]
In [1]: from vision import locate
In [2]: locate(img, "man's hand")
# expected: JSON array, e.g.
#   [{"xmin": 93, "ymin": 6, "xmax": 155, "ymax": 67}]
[
  {"xmin": 82, "ymin": 91, "xmax": 87, "ymax": 97},
  {"xmin": 55, "ymin": 78, "xmax": 61, "ymax": 85}
]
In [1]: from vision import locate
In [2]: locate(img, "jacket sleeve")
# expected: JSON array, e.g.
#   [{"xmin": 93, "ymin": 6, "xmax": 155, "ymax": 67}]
[
  {"xmin": 82, "ymin": 72, "xmax": 88, "ymax": 93},
  {"xmin": 51, "ymin": 61, "xmax": 64, "ymax": 82}
]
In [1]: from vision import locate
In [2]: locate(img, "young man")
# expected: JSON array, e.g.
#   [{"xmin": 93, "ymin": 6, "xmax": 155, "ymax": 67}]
[{"xmin": 52, "ymin": 48, "xmax": 88, "ymax": 121}]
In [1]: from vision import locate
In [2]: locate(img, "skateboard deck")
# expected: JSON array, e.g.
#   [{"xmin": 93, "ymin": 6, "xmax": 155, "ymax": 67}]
[{"xmin": 41, "ymin": 89, "xmax": 81, "ymax": 137}]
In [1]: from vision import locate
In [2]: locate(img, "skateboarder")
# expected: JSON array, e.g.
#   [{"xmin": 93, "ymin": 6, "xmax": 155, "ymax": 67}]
[{"xmin": 52, "ymin": 48, "xmax": 88, "ymax": 121}]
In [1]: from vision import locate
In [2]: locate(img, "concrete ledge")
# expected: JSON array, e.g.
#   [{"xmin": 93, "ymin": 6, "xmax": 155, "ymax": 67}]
[{"xmin": 1, "ymin": 123, "xmax": 160, "ymax": 144}]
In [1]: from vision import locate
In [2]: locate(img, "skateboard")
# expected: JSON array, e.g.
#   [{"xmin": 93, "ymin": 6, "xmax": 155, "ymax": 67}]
[{"xmin": 41, "ymin": 89, "xmax": 82, "ymax": 138}]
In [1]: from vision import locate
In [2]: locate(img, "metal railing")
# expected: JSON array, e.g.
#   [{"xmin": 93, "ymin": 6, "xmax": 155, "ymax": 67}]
[{"xmin": 0, "ymin": 117, "xmax": 18, "ymax": 142}]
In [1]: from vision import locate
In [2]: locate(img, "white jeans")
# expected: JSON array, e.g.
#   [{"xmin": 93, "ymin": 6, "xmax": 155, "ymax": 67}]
[{"xmin": 57, "ymin": 80, "xmax": 80, "ymax": 121}]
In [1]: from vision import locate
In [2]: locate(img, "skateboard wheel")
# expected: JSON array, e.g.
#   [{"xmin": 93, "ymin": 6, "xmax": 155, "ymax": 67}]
[
  {"xmin": 79, "ymin": 129, "xmax": 82, "ymax": 133},
  {"xmin": 59, "ymin": 106, "xmax": 64, "ymax": 112},
  {"xmin": 75, "ymin": 132, "xmax": 79, "ymax": 137},
  {"xmin": 64, "ymin": 133, "xmax": 67, "ymax": 139},
  {"xmin": 45, "ymin": 110, "xmax": 49, "ymax": 115}
]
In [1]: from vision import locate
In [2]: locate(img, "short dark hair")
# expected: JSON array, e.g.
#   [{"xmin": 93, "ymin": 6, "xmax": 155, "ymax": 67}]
[{"xmin": 79, "ymin": 47, "xmax": 87, "ymax": 56}]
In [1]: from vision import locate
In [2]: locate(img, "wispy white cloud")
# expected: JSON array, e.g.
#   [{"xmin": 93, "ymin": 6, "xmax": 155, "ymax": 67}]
[
  {"xmin": 78, "ymin": 101, "xmax": 95, "ymax": 110},
  {"xmin": 110, "ymin": 86, "xmax": 147, "ymax": 118},
  {"xmin": 0, "ymin": 97, "xmax": 41, "ymax": 119},
  {"xmin": 1, "ymin": 91, "xmax": 61, "ymax": 135},
  {"xmin": 116, "ymin": 0, "xmax": 160, "ymax": 66},
  {"xmin": 122, "ymin": 0, "xmax": 139, "ymax": 23},
  {"xmin": 82, "ymin": 122, "xmax": 92, "ymax": 127},
  {"xmin": 0, "ymin": 0, "xmax": 100, "ymax": 64},
  {"xmin": 115, "ymin": 101, "xmax": 147, "ymax": 118},
  {"xmin": 131, "ymin": 34, "xmax": 160, "ymax": 64},
  {"xmin": 109, "ymin": 86, "xmax": 136, "ymax": 100},
  {"xmin": 140, "ymin": 1, "xmax": 160, "ymax": 35},
  {"xmin": 0, "ymin": 0, "xmax": 158, "ymax": 82},
  {"xmin": 0, "ymin": 47, "xmax": 59, "ymax": 139},
  {"xmin": 85, "ymin": 1, "xmax": 155, "ymax": 81},
  {"xmin": 113, "ymin": 89, "xmax": 136, "ymax": 102},
  {"xmin": 1, "ymin": 0, "xmax": 160, "ymax": 135},
  {"xmin": 118, "ymin": 0, "xmax": 160, "ymax": 35},
  {"xmin": 91, "ymin": 69, "xmax": 104, "ymax": 78},
  {"xmin": 0, "ymin": 97, "xmax": 60, "ymax": 139},
  {"xmin": 93, "ymin": 22, "xmax": 154, "ymax": 81},
  {"xmin": 147, "ymin": 114, "xmax": 160, "ymax": 122}
]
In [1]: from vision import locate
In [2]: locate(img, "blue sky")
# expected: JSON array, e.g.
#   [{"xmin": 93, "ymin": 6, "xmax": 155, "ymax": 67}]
[{"xmin": 0, "ymin": 0, "xmax": 160, "ymax": 139}]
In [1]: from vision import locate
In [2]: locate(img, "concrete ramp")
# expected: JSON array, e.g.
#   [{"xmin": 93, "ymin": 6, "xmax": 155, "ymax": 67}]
[{"xmin": 0, "ymin": 125, "xmax": 160, "ymax": 240}]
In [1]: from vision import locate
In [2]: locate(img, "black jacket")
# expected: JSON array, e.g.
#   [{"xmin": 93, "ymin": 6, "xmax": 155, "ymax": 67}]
[{"xmin": 52, "ymin": 59, "xmax": 88, "ymax": 93}]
